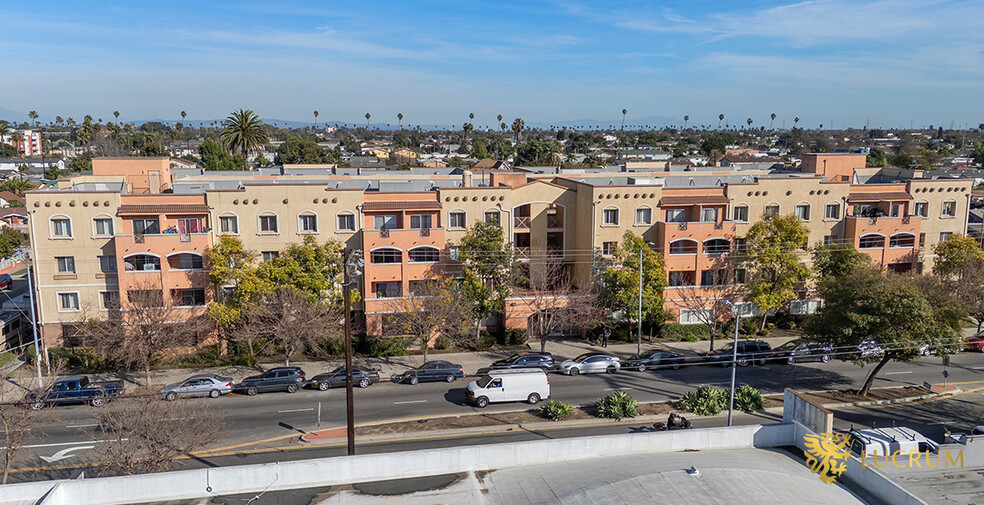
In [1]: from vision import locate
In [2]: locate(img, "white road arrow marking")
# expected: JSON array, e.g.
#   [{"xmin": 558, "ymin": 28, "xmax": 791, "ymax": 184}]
[{"xmin": 40, "ymin": 445, "xmax": 94, "ymax": 463}]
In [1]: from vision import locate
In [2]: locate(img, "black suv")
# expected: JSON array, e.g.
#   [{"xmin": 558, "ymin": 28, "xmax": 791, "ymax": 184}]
[
  {"xmin": 490, "ymin": 352, "xmax": 557, "ymax": 371},
  {"xmin": 391, "ymin": 360, "xmax": 466, "ymax": 385},
  {"xmin": 706, "ymin": 340, "xmax": 773, "ymax": 367},
  {"xmin": 236, "ymin": 367, "xmax": 307, "ymax": 395}
]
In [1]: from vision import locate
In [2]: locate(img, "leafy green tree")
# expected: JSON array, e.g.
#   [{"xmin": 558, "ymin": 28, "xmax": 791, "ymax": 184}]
[
  {"xmin": 469, "ymin": 139, "xmax": 489, "ymax": 159},
  {"xmin": 0, "ymin": 179, "xmax": 35, "ymax": 196},
  {"xmin": 933, "ymin": 235, "xmax": 984, "ymax": 330},
  {"xmin": 866, "ymin": 147, "xmax": 889, "ymax": 167},
  {"xmin": 745, "ymin": 213, "xmax": 810, "ymax": 330},
  {"xmin": 198, "ymin": 137, "xmax": 241, "ymax": 171},
  {"xmin": 457, "ymin": 221, "xmax": 514, "ymax": 339},
  {"xmin": 220, "ymin": 109, "xmax": 267, "ymax": 170},
  {"xmin": 808, "ymin": 265, "xmax": 964, "ymax": 395},
  {"xmin": 0, "ymin": 228, "xmax": 26, "ymax": 258},
  {"xmin": 515, "ymin": 140, "xmax": 561, "ymax": 166},
  {"xmin": 275, "ymin": 136, "xmax": 328, "ymax": 164},
  {"xmin": 812, "ymin": 243, "xmax": 870, "ymax": 280},
  {"xmin": 256, "ymin": 236, "xmax": 345, "ymax": 305},
  {"xmin": 599, "ymin": 231, "xmax": 667, "ymax": 333},
  {"xmin": 206, "ymin": 236, "xmax": 269, "ymax": 329},
  {"xmin": 933, "ymin": 234, "xmax": 984, "ymax": 278}
]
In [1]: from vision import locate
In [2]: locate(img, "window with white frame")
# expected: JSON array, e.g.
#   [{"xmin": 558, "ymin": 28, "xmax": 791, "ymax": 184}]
[
  {"xmin": 634, "ymin": 207, "xmax": 652, "ymax": 225},
  {"xmin": 51, "ymin": 217, "xmax": 72, "ymax": 238},
  {"xmin": 408, "ymin": 247, "xmax": 440, "ymax": 262},
  {"xmin": 261, "ymin": 251, "xmax": 279, "ymax": 262},
  {"xmin": 55, "ymin": 256, "xmax": 75, "ymax": 273},
  {"xmin": 449, "ymin": 211, "xmax": 466, "ymax": 228},
  {"xmin": 100, "ymin": 291, "xmax": 120, "ymax": 310},
  {"xmin": 702, "ymin": 208, "xmax": 719, "ymax": 222},
  {"xmin": 794, "ymin": 203, "xmax": 811, "ymax": 221},
  {"xmin": 940, "ymin": 232, "xmax": 953, "ymax": 242},
  {"xmin": 602, "ymin": 208, "xmax": 619, "ymax": 225},
  {"xmin": 98, "ymin": 255, "xmax": 116, "ymax": 272},
  {"xmin": 124, "ymin": 254, "xmax": 160, "ymax": 271},
  {"xmin": 93, "ymin": 217, "xmax": 114, "ymax": 236},
  {"xmin": 602, "ymin": 241, "xmax": 616, "ymax": 256},
  {"xmin": 733, "ymin": 205, "xmax": 749, "ymax": 222},
  {"xmin": 131, "ymin": 218, "xmax": 159, "ymax": 235},
  {"xmin": 679, "ymin": 308, "xmax": 712, "ymax": 325},
  {"xmin": 409, "ymin": 214, "xmax": 433, "ymax": 229},
  {"xmin": 374, "ymin": 281, "xmax": 401, "ymax": 298},
  {"xmin": 371, "ymin": 248, "xmax": 402, "ymax": 264},
  {"xmin": 299, "ymin": 213, "xmax": 318, "ymax": 232},
  {"xmin": 169, "ymin": 253, "xmax": 203, "ymax": 270},
  {"xmin": 913, "ymin": 202, "xmax": 928, "ymax": 217},
  {"xmin": 790, "ymin": 299, "xmax": 822, "ymax": 315},
  {"xmin": 889, "ymin": 233, "xmax": 915, "ymax": 248},
  {"xmin": 669, "ymin": 239, "xmax": 698, "ymax": 254},
  {"xmin": 764, "ymin": 204, "xmax": 780, "ymax": 216},
  {"xmin": 859, "ymin": 234, "xmax": 885, "ymax": 249},
  {"xmin": 664, "ymin": 209, "xmax": 685, "ymax": 222},
  {"xmin": 374, "ymin": 214, "xmax": 398, "ymax": 230},
  {"xmin": 825, "ymin": 203, "xmax": 840, "ymax": 220},
  {"xmin": 176, "ymin": 218, "xmax": 201, "ymax": 234},
  {"xmin": 448, "ymin": 246, "xmax": 460, "ymax": 261},
  {"xmin": 337, "ymin": 213, "xmax": 355, "ymax": 231},
  {"xmin": 58, "ymin": 292, "xmax": 80, "ymax": 311},
  {"xmin": 259, "ymin": 214, "xmax": 278, "ymax": 233},
  {"xmin": 484, "ymin": 211, "xmax": 499, "ymax": 224},
  {"xmin": 219, "ymin": 215, "xmax": 238, "ymax": 234},
  {"xmin": 942, "ymin": 200, "xmax": 956, "ymax": 217}
]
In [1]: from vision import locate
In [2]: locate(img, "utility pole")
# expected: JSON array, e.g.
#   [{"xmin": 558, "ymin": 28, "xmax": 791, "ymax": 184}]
[
  {"xmin": 342, "ymin": 250, "xmax": 363, "ymax": 456},
  {"xmin": 26, "ymin": 263, "xmax": 42, "ymax": 386},
  {"xmin": 723, "ymin": 300, "xmax": 740, "ymax": 427},
  {"xmin": 637, "ymin": 244, "xmax": 643, "ymax": 356}
]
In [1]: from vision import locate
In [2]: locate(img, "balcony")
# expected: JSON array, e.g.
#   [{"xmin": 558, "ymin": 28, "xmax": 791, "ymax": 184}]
[
  {"xmin": 844, "ymin": 215, "xmax": 920, "ymax": 241},
  {"xmin": 658, "ymin": 220, "xmax": 736, "ymax": 244},
  {"xmin": 115, "ymin": 233, "xmax": 212, "ymax": 257},
  {"xmin": 514, "ymin": 216, "xmax": 530, "ymax": 229}
]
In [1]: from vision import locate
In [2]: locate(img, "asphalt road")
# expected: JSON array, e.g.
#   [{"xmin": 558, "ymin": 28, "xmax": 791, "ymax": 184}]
[{"xmin": 9, "ymin": 350, "xmax": 983, "ymax": 477}]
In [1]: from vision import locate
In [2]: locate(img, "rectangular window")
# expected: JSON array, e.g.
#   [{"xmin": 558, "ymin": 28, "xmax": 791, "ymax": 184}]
[
  {"xmin": 680, "ymin": 308, "xmax": 712, "ymax": 325},
  {"xmin": 178, "ymin": 289, "xmax": 206, "ymax": 306},
  {"xmin": 176, "ymin": 218, "xmax": 201, "ymax": 234},
  {"xmin": 890, "ymin": 203, "xmax": 902, "ymax": 217},
  {"xmin": 733, "ymin": 268, "xmax": 747, "ymax": 284},
  {"xmin": 374, "ymin": 214, "xmax": 398, "ymax": 230},
  {"xmin": 790, "ymin": 299, "xmax": 822, "ymax": 315},
  {"xmin": 100, "ymin": 291, "xmax": 120, "ymax": 310},
  {"xmin": 668, "ymin": 271, "xmax": 694, "ymax": 287},
  {"xmin": 98, "ymin": 255, "xmax": 116, "ymax": 272},
  {"xmin": 93, "ymin": 218, "xmax": 114, "ymax": 236},
  {"xmin": 408, "ymin": 247, "xmax": 440, "ymax": 262},
  {"xmin": 919, "ymin": 233, "xmax": 926, "ymax": 247},
  {"xmin": 890, "ymin": 234, "xmax": 915, "ymax": 248},
  {"xmin": 603, "ymin": 208, "xmax": 619, "ymax": 225},
  {"xmin": 261, "ymin": 251, "xmax": 279, "ymax": 262},
  {"xmin": 52, "ymin": 218, "xmax": 72, "ymax": 237},
  {"xmin": 448, "ymin": 246, "xmax": 460, "ymax": 261},
  {"xmin": 449, "ymin": 212, "xmax": 466, "ymax": 228},
  {"xmin": 794, "ymin": 204, "xmax": 810, "ymax": 221},
  {"xmin": 299, "ymin": 214, "xmax": 318, "ymax": 232},
  {"xmin": 701, "ymin": 270, "xmax": 714, "ymax": 286},
  {"xmin": 664, "ymin": 209, "xmax": 685, "ymax": 223},
  {"xmin": 374, "ymin": 281, "xmax": 401, "ymax": 298},
  {"xmin": 131, "ymin": 218, "xmax": 159, "ymax": 235},
  {"xmin": 733, "ymin": 237, "xmax": 747, "ymax": 252},
  {"xmin": 764, "ymin": 204, "xmax": 779, "ymax": 216},
  {"xmin": 635, "ymin": 208, "xmax": 652, "ymax": 225},
  {"xmin": 58, "ymin": 292, "xmax": 80, "ymax": 310},
  {"xmin": 942, "ymin": 201, "xmax": 956, "ymax": 217},
  {"xmin": 484, "ymin": 211, "xmax": 500, "ymax": 224},
  {"xmin": 823, "ymin": 235, "xmax": 835, "ymax": 246},
  {"xmin": 337, "ymin": 214, "xmax": 355, "ymax": 231},
  {"xmin": 702, "ymin": 208, "xmax": 719, "ymax": 223},
  {"xmin": 409, "ymin": 214, "xmax": 433, "ymax": 229},
  {"xmin": 56, "ymin": 256, "xmax": 75, "ymax": 273},
  {"xmin": 602, "ymin": 241, "xmax": 616, "ymax": 256},
  {"xmin": 259, "ymin": 215, "xmax": 278, "ymax": 233},
  {"xmin": 914, "ymin": 202, "xmax": 928, "ymax": 218},
  {"xmin": 733, "ymin": 206, "xmax": 748, "ymax": 222},
  {"xmin": 940, "ymin": 232, "xmax": 953, "ymax": 242},
  {"xmin": 177, "ymin": 254, "xmax": 203, "ymax": 269},
  {"xmin": 219, "ymin": 215, "xmax": 238, "ymax": 234},
  {"xmin": 825, "ymin": 204, "xmax": 840, "ymax": 220}
]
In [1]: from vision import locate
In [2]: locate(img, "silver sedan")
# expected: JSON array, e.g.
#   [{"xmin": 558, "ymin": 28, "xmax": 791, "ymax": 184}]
[
  {"xmin": 559, "ymin": 353, "xmax": 620, "ymax": 375},
  {"xmin": 161, "ymin": 375, "xmax": 233, "ymax": 400}
]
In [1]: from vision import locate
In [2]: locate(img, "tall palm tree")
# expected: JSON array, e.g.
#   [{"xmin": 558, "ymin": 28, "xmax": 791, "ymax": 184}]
[
  {"xmin": 500, "ymin": 122, "xmax": 506, "ymax": 132},
  {"xmin": 313, "ymin": 110, "xmax": 319, "ymax": 128},
  {"xmin": 718, "ymin": 114, "xmax": 724, "ymax": 129},
  {"xmin": 746, "ymin": 118, "xmax": 753, "ymax": 128},
  {"xmin": 397, "ymin": 113, "xmax": 403, "ymax": 129},
  {"xmin": 683, "ymin": 115, "xmax": 689, "ymax": 129},
  {"xmin": 621, "ymin": 109, "xmax": 627, "ymax": 130},
  {"xmin": 181, "ymin": 110, "xmax": 187, "ymax": 122},
  {"xmin": 365, "ymin": 113, "xmax": 371, "ymax": 130},
  {"xmin": 0, "ymin": 121, "xmax": 9, "ymax": 144},
  {"xmin": 28, "ymin": 111, "xmax": 38, "ymax": 128},
  {"xmin": 511, "ymin": 118, "xmax": 524, "ymax": 142},
  {"xmin": 794, "ymin": 117, "xmax": 800, "ymax": 127},
  {"xmin": 220, "ymin": 109, "xmax": 268, "ymax": 171},
  {"xmin": 113, "ymin": 110, "xmax": 120, "ymax": 125},
  {"xmin": 770, "ymin": 113, "xmax": 776, "ymax": 130},
  {"xmin": 55, "ymin": 116, "xmax": 63, "ymax": 127}
]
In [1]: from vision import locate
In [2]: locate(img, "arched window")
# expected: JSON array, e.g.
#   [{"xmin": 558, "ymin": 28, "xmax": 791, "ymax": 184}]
[
  {"xmin": 732, "ymin": 204, "xmax": 749, "ymax": 222},
  {"xmin": 764, "ymin": 203, "xmax": 780, "ymax": 217},
  {"xmin": 794, "ymin": 202, "xmax": 811, "ymax": 221},
  {"xmin": 859, "ymin": 234, "xmax": 885, "ymax": 249},
  {"xmin": 602, "ymin": 206, "xmax": 619, "ymax": 225},
  {"xmin": 889, "ymin": 233, "xmax": 915, "ymax": 248},
  {"xmin": 50, "ymin": 215, "xmax": 72, "ymax": 238},
  {"xmin": 124, "ymin": 254, "xmax": 161, "ymax": 271},
  {"xmin": 371, "ymin": 248, "xmax": 402, "ymax": 264},
  {"xmin": 167, "ymin": 253, "xmax": 203, "ymax": 270},
  {"xmin": 408, "ymin": 246, "xmax": 440, "ymax": 263},
  {"xmin": 634, "ymin": 205, "xmax": 652, "ymax": 225},
  {"xmin": 941, "ymin": 199, "xmax": 957, "ymax": 217},
  {"xmin": 336, "ymin": 212, "xmax": 356, "ymax": 231},
  {"xmin": 298, "ymin": 211, "xmax": 318, "ymax": 233},
  {"xmin": 92, "ymin": 214, "xmax": 114, "ymax": 237},
  {"xmin": 217, "ymin": 213, "xmax": 238, "ymax": 234},
  {"xmin": 824, "ymin": 202, "xmax": 840, "ymax": 220},
  {"xmin": 703, "ymin": 238, "xmax": 730, "ymax": 254},
  {"xmin": 258, "ymin": 212, "xmax": 278, "ymax": 233},
  {"xmin": 669, "ymin": 239, "xmax": 698, "ymax": 255},
  {"xmin": 912, "ymin": 200, "xmax": 929, "ymax": 218}
]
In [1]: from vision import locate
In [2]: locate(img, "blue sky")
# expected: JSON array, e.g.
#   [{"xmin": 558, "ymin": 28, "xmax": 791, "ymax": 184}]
[{"xmin": 1, "ymin": 0, "xmax": 981, "ymax": 128}]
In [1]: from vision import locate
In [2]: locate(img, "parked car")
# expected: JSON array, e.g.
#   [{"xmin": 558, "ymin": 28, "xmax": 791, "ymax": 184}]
[
  {"xmin": 26, "ymin": 375, "xmax": 124, "ymax": 409},
  {"xmin": 772, "ymin": 339, "xmax": 833, "ymax": 364},
  {"xmin": 966, "ymin": 333, "xmax": 984, "ymax": 352},
  {"xmin": 0, "ymin": 274, "xmax": 13, "ymax": 290},
  {"xmin": 559, "ymin": 353, "xmax": 620, "ymax": 375},
  {"xmin": 161, "ymin": 375, "xmax": 233, "ymax": 400},
  {"xmin": 490, "ymin": 352, "xmax": 557, "ymax": 371},
  {"xmin": 466, "ymin": 369, "xmax": 550, "ymax": 408},
  {"xmin": 624, "ymin": 351, "xmax": 686, "ymax": 371},
  {"xmin": 706, "ymin": 340, "xmax": 773, "ymax": 367},
  {"xmin": 391, "ymin": 360, "xmax": 466, "ymax": 385},
  {"xmin": 236, "ymin": 367, "xmax": 306, "ymax": 395},
  {"xmin": 848, "ymin": 426, "xmax": 937, "ymax": 456},
  {"xmin": 308, "ymin": 367, "xmax": 380, "ymax": 390}
]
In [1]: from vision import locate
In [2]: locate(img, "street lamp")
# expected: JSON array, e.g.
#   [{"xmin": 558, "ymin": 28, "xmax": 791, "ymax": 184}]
[
  {"xmin": 342, "ymin": 250, "xmax": 364, "ymax": 456},
  {"xmin": 722, "ymin": 299, "xmax": 741, "ymax": 427}
]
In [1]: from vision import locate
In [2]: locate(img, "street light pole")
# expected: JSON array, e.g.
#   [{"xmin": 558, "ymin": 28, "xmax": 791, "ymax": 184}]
[
  {"xmin": 637, "ymin": 244, "xmax": 643, "ymax": 356},
  {"xmin": 343, "ymin": 267, "xmax": 355, "ymax": 455},
  {"xmin": 726, "ymin": 302, "xmax": 741, "ymax": 427}
]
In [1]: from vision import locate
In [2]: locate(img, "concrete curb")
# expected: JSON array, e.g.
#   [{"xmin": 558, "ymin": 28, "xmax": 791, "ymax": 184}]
[{"xmin": 820, "ymin": 388, "xmax": 961, "ymax": 409}]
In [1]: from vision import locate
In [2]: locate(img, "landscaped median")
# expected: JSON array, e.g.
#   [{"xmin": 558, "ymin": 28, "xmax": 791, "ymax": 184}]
[{"xmin": 298, "ymin": 384, "xmax": 960, "ymax": 445}]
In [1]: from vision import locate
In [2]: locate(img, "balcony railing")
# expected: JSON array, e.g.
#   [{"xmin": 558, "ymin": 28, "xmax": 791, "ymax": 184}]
[
  {"xmin": 420, "ymin": 227, "xmax": 430, "ymax": 237},
  {"xmin": 514, "ymin": 246, "xmax": 530, "ymax": 259},
  {"xmin": 547, "ymin": 215, "xmax": 563, "ymax": 229},
  {"xmin": 547, "ymin": 247, "xmax": 563, "ymax": 258},
  {"xmin": 379, "ymin": 228, "xmax": 390, "ymax": 238},
  {"xmin": 514, "ymin": 216, "xmax": 530, "ymax": 229}
]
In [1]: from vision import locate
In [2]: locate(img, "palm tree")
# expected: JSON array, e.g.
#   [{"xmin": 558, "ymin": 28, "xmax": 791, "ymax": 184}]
[
  {"xmin": 113, "ymin": 110, "xmax": 120, "ymax": 125},
  {"xmin": 397, "ymin": 113, "xmax": 403, "ymax": 129},
  {"xmin": 770, "ymin": 113, "xmax": 776, "ymax": 130},
  {"xmin": 511, "ymin": 118, "xmax": 524, "ymax": 142},
  {"xmin": 463, "ymin": 122, "xmax": 474, "ymax": 146},
  {"xmin": 365, "ymin": 113, "xmax": 371, "ymax": 130},
  {"xmin": 500, "ymin": 122, "xmax": 506, "ymax": 132},
  {"xmin": 621, "ymin": 109, "xmax": 627, "ymax": 130},
  {"xmin": 313, "ymin": 110, "xmax": 319, "ymax": 129},
  {"xmin": 683, "ymin": 115, "xmax": 689, "ymax": 129},
  {"xmin": 181, "ymin": 110, "xmax": 187, "ymax": 122},
  {"xmin": 794, "ymin": 117, "xmax": 800, "ymax": 127},
  {"xmin": 718, "ymin": 114, "xmax": 724, "ymax": 129},
  {"xmin": 746, "ymin": 118, "xmax": 753, "ymax": 128},
  {"xmin": 55, "ymin": 116, "xmax": 63, "ymax": 127},
  {"xmin": 220, "ymin": 109, "xmax": 268, "ymax": 171},
  {"xmin": 28, "ymin": 111, "xmax": 38, "ymax": 128}
]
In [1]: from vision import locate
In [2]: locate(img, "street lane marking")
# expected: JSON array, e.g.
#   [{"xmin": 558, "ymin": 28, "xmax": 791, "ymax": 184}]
[
  {"xmin": 65, "ymin": 424, "xmax": 99, "ymax": 428},
  {"xmin": 277, "ymin": 408, "xmax": 314, "ymax": 413},
  {"xmin": 2, "ymin": 438, "xmax": 125, "ymax": 450},
  {"xmin": 393, "ymin": 400, "xmax": 427, "ymax": 405},
  {"xmin": 885, "ymin": 371, "xmax": 913, "ymax": 375},
  {"xmin": 603, "ymin": 387, "xmax": 631, "ymax": 391}
]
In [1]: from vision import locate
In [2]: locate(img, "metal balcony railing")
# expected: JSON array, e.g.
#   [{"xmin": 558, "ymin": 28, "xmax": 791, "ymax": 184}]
[{"xmin": 514, "ymin": 216, "xmax": 530, "ymax": 229}]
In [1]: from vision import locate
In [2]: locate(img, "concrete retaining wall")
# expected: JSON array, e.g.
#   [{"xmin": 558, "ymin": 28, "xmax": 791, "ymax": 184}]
[
  {"xmin": 2, "ymin": 423, "xmax": 794, "ymax": 505},
  {"xmin": 783, "ymin": 388, "xmax": 833, "ymax": 434}
]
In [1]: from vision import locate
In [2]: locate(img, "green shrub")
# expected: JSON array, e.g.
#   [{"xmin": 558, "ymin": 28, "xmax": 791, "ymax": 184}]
[
  {"xmin": 539, "ymin": 400, "xmax": 574, "ymax": 421},
  {"xmin": 502, "ymin": 329, "xmax": 527, "ymax": 346},
  {"xmin": 733, "ymin": 384, "xmax": 765, "ymax": 412},
  {"xmin": 355, "ymin": 335, "xmax": 410, "ymax": 357},
  {"xmin": 678, "ymin": 384, "xmax": 728, "ymax": 416},
  {"xmin": 660, "ymin": 323, "xmax": 710, "ymax": 342},
  {"xmin": 594, "ymin": 391, "xmax": 639, "ymax": 421},
  {"xmin": 0, "ymin": 350, "xmax": 15, "ymax": 368},
  {"xmin": 434, "ymin": 336, "xmax": 454, "ymax": 350},
  {"xmin": 46, "ymin": 346, "xmax": 109, "ymax": 370},
  {"xmin": 476, "ymin": 330, "xmax": 497, "ymax": 350}
]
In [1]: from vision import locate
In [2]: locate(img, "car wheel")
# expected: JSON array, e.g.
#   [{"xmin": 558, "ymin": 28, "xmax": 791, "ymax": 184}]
[
  {"xmin": 359, "ymin": 378, "xmax": 371, "ymax": 388},
  {"xmin": 672, "ymin": 363, "xmax": 680, "ymax": 370},
  {"xmin": 737, "ymin": 358, "xmax": 748, "ymax": 367},
  {"xmin": 637, "ymin": 364, "xmax": 647, "ymax": 372},
  {"xmin": 90, "ymin": 397, "xmax": 104, "ymax": 407},
  {"xmin": 569, "ymin": 367, "xmax": 579, "ymax": 376},
  {"xmin": 527, "ymin": 393, "xmax": 540, "ymax": 405},
  {"xmin": 606, "ymin": 365, "xmax": 616, "ymax": 374},
  {"xmin": 286, "ymin": 384, "xmax": 299, "ymax": 394},
  {"xmin": 165, "ymin": 391, "xmax": 178, "ymax": 401},
  {"xmin": 821, "ymin": 354, "xmax": 831, "ymax": 363},
  {"xmin": 922, "ymin": 348, "xmax": 932, "ymax": 357},
  {"xmin": 475, "ymin": 396, "xmax": 489, "ymax": 408},
  {"xmin": 31, "ymin": 402, "xmax": 44, "ymax": 411},
  {"xmin": 318, "ymin": 382, "xmax": 330, "ymax": 391},
  {"xmin": 445, "ymin": 374, "xmax": 456, "ymax": 383},
  {"xmin": 209, "ymin": 389, "xmax": 221, "ymax": 399},
  {"xmin": 787, "ymin": 356, "xmax": 796, "ymax": 365},
  {"xmin": 246, "ymin": 386, "xmax": 258, "ymax": 396},
  {"xmin": 409, "ymin": 376, "xmax": 419, "ymax": 385}
]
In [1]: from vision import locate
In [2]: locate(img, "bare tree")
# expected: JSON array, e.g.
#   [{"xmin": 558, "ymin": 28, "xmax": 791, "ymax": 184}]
[
  {"xmin": 386, "ymin": 279, "xmax": 471, "ymax": 363},
  {"xmin": 237, "ymin": 287, "xmax": 343, "ymax": 366},
  {"xmin": 78, "ymin": 281, "xmax": 203, "ymax": 387},
  {"xmin": 86, "ymin": 395, "xmax": 221, "ymax": 475},
  {"xmin": 674, "ymin": 283, "xmax": 735, "ymax": 352},
  {"xmin": 514, "ymin": 259, "xmax": 603, "ymax": 353},
  {"xmin": 0, "ymin": 365, "xmax": 55, "ymax": 484}
]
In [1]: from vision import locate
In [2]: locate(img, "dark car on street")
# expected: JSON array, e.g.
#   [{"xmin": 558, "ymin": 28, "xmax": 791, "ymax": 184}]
[
  {"xmin": 490, "ymin": 352, "xmax": 557, "ymax": 371},
  {"xmin": 0, "ymin": 274, "xmax": 12, "ymax": 290},
  {"xmin": 26, "ymin": 375, "xmax": 124, "ymax": 409},
  {"xmin": 236, "ymin": 366, "xmax": 306, "ymax": 395},
  {"xmin": 772, "ymin": 339, "xmax": 833, "ymax": 364},
  {"xmin": 706, "ymin": 340, "xmax": 773, "ymax": 367},
  {"xmin": 624, "ymin": 351, "xmax": 686, "ymax": 371},
  {"xmin": 308, "ymin": 367, "xmax": 380, "ymax": 390},
  {"xmin": 391, "ymin": 360, "xmax": 465, "ymax": 385}
]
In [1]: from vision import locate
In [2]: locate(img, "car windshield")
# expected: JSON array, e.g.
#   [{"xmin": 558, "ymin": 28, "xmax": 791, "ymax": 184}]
[
  {"xmin": 477, "ymin": 375, "xmax": 493, "ymax": 388},
  {"xmin": 716, "ymin": 344, "xmax": 733, "ymax": 353},
  {"xmin": 329, "ymin": 366, "xmax": 345, "ymax": 374},
  {"xmin": 572, "ymin": 353, "xmax": 595, "ymax": 363},
  {"xmin": 505, "ymin": 354, "xmax": 523, "ymax": 361},
  {"xmin": 776, "ymin": 341, "xmax": 802, "ymax": 351}
]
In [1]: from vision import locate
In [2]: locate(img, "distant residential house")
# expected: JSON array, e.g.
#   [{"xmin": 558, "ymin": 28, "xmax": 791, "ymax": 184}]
[
  {"xmin": 472, "ymin": 158, "xmax": 497, "ymax": 170},
  {"xmin": 0, "ymin": 191, "xmax": 24, "ymax": 208},
  {"xmin": 0, "ymin": 158, "xmax": 65, "ymax": 172},
  {"xmin": 0, "ymin": 208, "xmax": 28, "ymax": 230},
  {"xmin": 170, "ymin": 158, "xmax": 198, "ymax": 169},
  {"xmin": 620, "ymin": 149, "xmax": 670, "ymax": 161},
  {"xmin": 719, "ymin": 155, "xmax": 785, "ymax": 170},
  {"xmin": 318, "ymin": 139, "xmax": 341, "ymax": 149}
]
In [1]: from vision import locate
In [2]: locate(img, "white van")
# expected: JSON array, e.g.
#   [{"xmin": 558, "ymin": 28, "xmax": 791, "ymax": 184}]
[
  {"xmin": 849, "ymin": 427, "xmax": 938, "ymax": 457},
  {"xmin": 465, "ymin": 368, "xmax": 550, "ymax": 408}
]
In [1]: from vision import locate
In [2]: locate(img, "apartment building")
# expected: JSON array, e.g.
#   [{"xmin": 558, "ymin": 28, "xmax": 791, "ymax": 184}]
[
  {"xmin": 1, "ymin": 129, "xmax": 43, "ymax": 157},
  {"xmin": 26, "ymin": 154, "xmax": 972, "ymax": 345}
]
